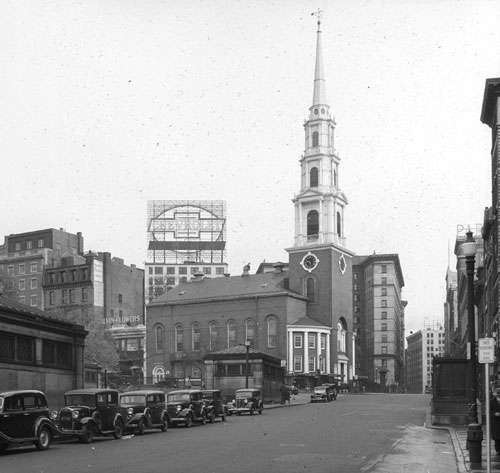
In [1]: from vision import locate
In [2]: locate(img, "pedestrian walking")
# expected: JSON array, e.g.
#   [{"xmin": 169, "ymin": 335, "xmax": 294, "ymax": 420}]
[{"xmin": 280, "ymin": 383, "xmax": 287, "ymax": 405}]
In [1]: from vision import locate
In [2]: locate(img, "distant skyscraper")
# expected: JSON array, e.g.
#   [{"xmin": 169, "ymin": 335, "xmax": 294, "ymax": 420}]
[{"xmin": 353, "ymin": 254, "xmax": 406, "ymax": 390}]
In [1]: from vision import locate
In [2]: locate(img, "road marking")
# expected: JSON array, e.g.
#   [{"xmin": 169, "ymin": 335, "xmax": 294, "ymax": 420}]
[
  {"xmin": 279, "ymin": 444, "xmax": 305, "ymax": 447},
  {"xmin": 341, "ymin": 409, "xmax": 360, "ymax": 416}
]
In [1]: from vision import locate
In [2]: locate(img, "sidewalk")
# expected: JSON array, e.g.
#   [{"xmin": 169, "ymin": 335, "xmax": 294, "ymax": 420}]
[{"xmin": 449, "ymin": 426, "xmax": 500, "ymax": 472}]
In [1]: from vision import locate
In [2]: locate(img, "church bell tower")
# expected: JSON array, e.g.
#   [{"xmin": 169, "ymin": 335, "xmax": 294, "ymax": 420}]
[{"xmin": 287, "ymin": 13, "xmax": 354, "ymax": 384}]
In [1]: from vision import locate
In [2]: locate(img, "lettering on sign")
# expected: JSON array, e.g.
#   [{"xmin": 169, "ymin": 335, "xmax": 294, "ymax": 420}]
[{"xmin": 478, "ymin": 338, "xmax": 495, "ymax": 364}]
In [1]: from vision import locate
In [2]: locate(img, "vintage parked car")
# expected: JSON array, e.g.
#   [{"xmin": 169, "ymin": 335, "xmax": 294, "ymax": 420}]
[
  {"xmin": 310, "ymin": 385, "xmax": 329, "ymax": 403},
  {"xmin": 201, "ymin": 390, "xmax": 227, "ymax": 422},
  {"xmin": 321, "ymin": 384, "xmax": 338, "ymax": 401},
  {"xmin": 166, "ymin": 389, "xmax": 208, "ymax": 427},
  {"xmin": 119, "ymin": 390, "xmax": 169, "ymax": 435},
  {"xmin": 0, "ymin": 390, "xmax": 60, "ymax": 452},
  {"xmin": 227, "ymin": 389, "xmax": 263, "ymax": 415},
  {"xmin": 57, "ymin": 388, "xmax": 124, "ymax": 443}
]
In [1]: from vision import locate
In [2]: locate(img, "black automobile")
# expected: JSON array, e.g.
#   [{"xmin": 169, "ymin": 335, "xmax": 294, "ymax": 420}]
[
  {"xmin": 0, "ymin": 390, "xmax": 60, "ymax": 452},
  {"xmin": 201, "ymin": 390, "xmax": 227, "ymax": 422},
  {"xmin": 227, "ymin": 389, "xmax": 263, "ymax": 415},
  {"xmin": 166, "ymin": 389, "xmax": 208, "ymax": 427},
  {"xmin": 57, "ymin": 388, "xmax": 124, "ymax": 443},
  {"xmin": 119, "ymin": 390, "xmax": 169, "ymax": 435}
]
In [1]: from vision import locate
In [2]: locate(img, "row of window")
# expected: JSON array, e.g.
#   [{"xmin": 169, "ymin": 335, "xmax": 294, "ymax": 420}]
[
  {"xmin": 13, "ymin": 239, "xmax": 45, "ymax": 251},
  {"xmin": 148, "ymin": 266, "xmax": 226, "ymax": 276},
  {"xmin": 293, "ymin": 333, "xmax": 327, "ymax": 349},
  {"xmin": 18, "ymin": 278, "xmax": 38, "ymax": 290},
  {"xmin": 293, "ymin": 356, "xmax": 326, "ymax": 373},
  {"xmin": 19, "ymin": 295, "xmax": 37, "ymax": 307},
  {"xmin": 0, "ymin": 331, "xmax": 73, "ymax": 369},
  {"xmin": 6, "ymin": 262, "xmax": 38, "ymax": 276},
  {"xmin": 154, "ymin": 317, "xmax": 279, "ymax": 353},
  {"xmin": 46, "ymin": 267, "xmax": 89, "ymax": 284},
  {"xmin": 47, "ymin": 287, "xmax": 89, "ymax": 305}
]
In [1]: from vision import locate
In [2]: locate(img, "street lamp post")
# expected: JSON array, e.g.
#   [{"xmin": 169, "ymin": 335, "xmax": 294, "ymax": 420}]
[
  {"xmin": 462, "ymin": 230, "xmax": 482, "ymax": 465},
  {"xmin": 244, "ymin": 340, "xmax": 251, "ymax": 389},
  {"xmin": 463, "ymin": 231, "xmax": 478, "ymax": 424}
]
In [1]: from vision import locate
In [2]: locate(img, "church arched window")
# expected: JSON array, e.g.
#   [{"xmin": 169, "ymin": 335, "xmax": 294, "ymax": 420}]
[
  {"xmin": 175, "ymin": 324, "xmax": 183, "ymax": 352},
  {"xmin": 245, "ymin": 318, "xmax": 255, "ymax": 345},
  {"xmin": 267, "ymin": 316, "xmax": 277, "ymax": 348},
  {"xmin": 227, "ymin": 320, "xmax": 236, "ymax": 347},
  {"xmin": 306, "ymin": 278, "xmax": 316, "ymax": 303},
  {"xmin": 312, "ymin": 131, "xmax": 319, "ymax": 147},
  {"xmin": 310, "ymin": 167, "xmax": 318, "ymax": 187},
  {"xmin": 209, "ymin": 321, "xmax": 218, "ymax": 351},
  {"xmin": 307, "ymin": 210, "xmax": 319, "ymax": 240},
  {"xmin": 192, "ymin": 322, "xmax": 200, "ymax": 351},
  {"xmin": 155, "ymin": 325, "xmax": 164, "ymax": 352}
]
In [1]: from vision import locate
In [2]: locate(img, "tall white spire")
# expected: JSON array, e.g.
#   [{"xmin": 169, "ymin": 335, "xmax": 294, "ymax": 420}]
[{"xmin": 312, "ymin": 13, "xmax": 327, "ymax": 107}]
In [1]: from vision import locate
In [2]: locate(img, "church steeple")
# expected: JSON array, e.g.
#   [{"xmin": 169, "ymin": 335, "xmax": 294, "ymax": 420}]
[{"xmin": 291, "ymin": 15, "xmax": 349, "ymax": 250}]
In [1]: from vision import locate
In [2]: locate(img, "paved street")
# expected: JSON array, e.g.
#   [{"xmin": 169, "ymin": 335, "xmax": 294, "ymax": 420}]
[{"xmin": 0, "ymin": 393, "xmax": 460, "ymax": 473}]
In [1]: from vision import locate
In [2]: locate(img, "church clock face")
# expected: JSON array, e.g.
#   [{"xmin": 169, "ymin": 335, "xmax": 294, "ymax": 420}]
[{"xmin": 300, "ymin": 252, "xmax": 319, "ymax": 272}]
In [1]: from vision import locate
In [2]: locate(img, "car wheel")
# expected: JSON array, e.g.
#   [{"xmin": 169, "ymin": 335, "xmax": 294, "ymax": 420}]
[
  {"xmin": 160, "ymin": 416, "xmax": 168, "ymax": 432},
  {"xmin": 185, "ymin": 416, "xmax": 193, "ymax": 428},
  {"xmin": 113, "ymin": 419, "xmax": 123, "ymax": 439},
  {"xmin": 80, "ymin": 424, "xmax": 93, "ymax": 444},
  {"xmin": 136, "ymin": 419, "xmax": 145, "ymax": 435},
  {"xmin": 34, "ymin": 426, "xmax": 52, "ymax": 451}
]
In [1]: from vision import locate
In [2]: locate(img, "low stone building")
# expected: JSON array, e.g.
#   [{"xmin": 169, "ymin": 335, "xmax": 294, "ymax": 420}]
[{"xmin": 0, "ymin": 295, "xmax": 87, "ymax": 409}]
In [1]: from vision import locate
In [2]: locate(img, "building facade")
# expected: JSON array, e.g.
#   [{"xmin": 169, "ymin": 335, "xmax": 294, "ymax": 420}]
[
  {"xmin": 0, "ymin": 228, "xmax": 84, "ymax": 310},
  {"xmin": 480, "ymin": 79, "xmax": 500, "ymax": 377},
  {"xmin": 406, "ymin": 322, "xmax": 445, "ymax": 394},
  {"xmin": 0, "ymin": 295, "xmax": 87, "ymax": 410},
  {"xmin": 42, "ymin": 251, "xmax": 145, "ymax": 383},
  {"xmin": 145, "ymin": 200, "xmax": 228, "ymax": 301},
  {"xmin": 352, "ymin": 254, "xmax": 406, "ymax": 391}
]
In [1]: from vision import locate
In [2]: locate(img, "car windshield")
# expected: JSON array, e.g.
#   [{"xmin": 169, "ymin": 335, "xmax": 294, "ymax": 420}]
[
  {"xmin": 65, "ymin": 394, "xmax": 96, "ymax": 406},
  {"xmin": 167, "ymin": 393, "xmax": 191, "ymax": 403},
  {"xmin": 235, "ymin": 391, "xmax": 255, "ymax": 399},
  {"xmin": 120, "ymin": 395, "xmax": 146, "ymax": 405},
  {"xmin": 0, "ymin": 397, "xmax": 3, "ymax": 409},
  {"xmin": 314, "ymin": 388, "xmax": 326, "ymax": 393}
]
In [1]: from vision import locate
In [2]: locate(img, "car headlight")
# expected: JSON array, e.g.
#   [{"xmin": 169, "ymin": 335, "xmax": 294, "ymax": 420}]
[
  {"xmin": 72, "ymin": 410, "xmax": 80, "ymax": 419},
  {"xmin": 176, "ymin": 405, "xmax": 182, "ymax": 412},
  {"xmin": 50, "ymin": 410, "xmax": 58, "ymax": 420},
  {"xmin": 128, "ymin": 408, "xmax": 134, "ymax": 415}
]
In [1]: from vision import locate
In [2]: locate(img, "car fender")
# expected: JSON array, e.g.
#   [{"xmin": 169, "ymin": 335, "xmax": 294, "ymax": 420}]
[
  {"xmin": 178, "ymin": 408, "xmax": 192, "ymax": 418},
  {"xmin": 33, "ymin": 417, "xmax": 60, "ymax": 436},
  {"xmin": 127, "ymin": 413, "xmax": 145, "ymax": 424},
  {"xmin": 113, "ymin": 413, "xmax": 124, "ymax": 426}
]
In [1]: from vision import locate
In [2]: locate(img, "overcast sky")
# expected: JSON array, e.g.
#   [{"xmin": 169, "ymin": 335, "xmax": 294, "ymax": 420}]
[{"xmin": 2, "ymin": 0, "xmax": 498, "ymax": 335}]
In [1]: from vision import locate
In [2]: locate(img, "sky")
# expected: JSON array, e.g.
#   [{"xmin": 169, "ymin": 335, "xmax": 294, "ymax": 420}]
[{"xmin": 1, "ymin": 0, "xmax": 498, "ymax": 336}]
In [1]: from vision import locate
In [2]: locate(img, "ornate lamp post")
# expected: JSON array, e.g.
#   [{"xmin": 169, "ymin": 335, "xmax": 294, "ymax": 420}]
[
  {"xmin": 462, "ymin": 230, "xmax": 478, "ymax": 424},
  {"xmin": 462, "ymin": 230, "xmax": 482, "ymax": 466}
]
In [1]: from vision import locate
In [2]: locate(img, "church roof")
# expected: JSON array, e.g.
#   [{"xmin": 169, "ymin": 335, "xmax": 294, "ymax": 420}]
[
  {"xmin": 208, "ymin": 345, "xmax": 260, "ymax": 356},
  {"xmin": 149, "ymin": 270, "xmax": 304, "ymax": 305}
]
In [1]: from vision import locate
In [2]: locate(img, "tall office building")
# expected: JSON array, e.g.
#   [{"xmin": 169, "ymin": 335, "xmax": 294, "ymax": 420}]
[{"xmin": 353, "ymin": 254, "xmax": 406, "ymax": 390}]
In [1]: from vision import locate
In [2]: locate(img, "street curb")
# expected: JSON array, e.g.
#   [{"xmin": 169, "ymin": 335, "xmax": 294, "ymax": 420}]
[{"xmin": 424, "ymin": 407, "xmax": 469, "ymax": 473}]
